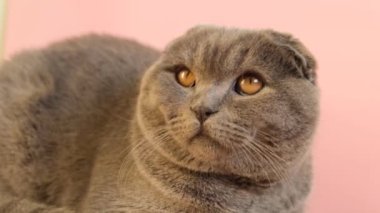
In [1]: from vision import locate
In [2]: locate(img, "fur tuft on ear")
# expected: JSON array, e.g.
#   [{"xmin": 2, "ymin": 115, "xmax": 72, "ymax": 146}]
[
  {"xmin": 185, "ymin": 25, "xmax": 219, "ymax": 35},
  {"xmin": 264, "ymin": 30, "xmax": 317, "ymax": 84}
]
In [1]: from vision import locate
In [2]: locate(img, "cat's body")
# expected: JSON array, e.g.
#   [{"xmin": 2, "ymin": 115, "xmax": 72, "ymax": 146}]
[{"xmin": 0, "ymin": 26, "xmax": 318, "ymax": 212}]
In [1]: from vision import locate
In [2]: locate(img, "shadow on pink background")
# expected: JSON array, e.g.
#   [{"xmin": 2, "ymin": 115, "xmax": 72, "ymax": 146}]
[{"xmin": 4, "ymin": 0, "xmax": 380, "ymax": 212}]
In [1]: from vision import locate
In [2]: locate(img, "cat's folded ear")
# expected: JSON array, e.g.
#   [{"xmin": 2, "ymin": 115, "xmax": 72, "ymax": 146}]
[{"xmin": 264, "ymin": 30, "xmax": 317, "ymax": 84}]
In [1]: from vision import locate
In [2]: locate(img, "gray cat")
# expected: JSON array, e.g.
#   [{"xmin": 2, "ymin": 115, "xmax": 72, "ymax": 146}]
[{"xmin": 0, "ymin": 26, "xmax": 319, "ymax": 213}]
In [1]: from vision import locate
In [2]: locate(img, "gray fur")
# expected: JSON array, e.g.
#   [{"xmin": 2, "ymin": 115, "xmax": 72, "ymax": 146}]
[{"xmin": 0, "ymin": 26, "xmax": 318, "ymax": 212}]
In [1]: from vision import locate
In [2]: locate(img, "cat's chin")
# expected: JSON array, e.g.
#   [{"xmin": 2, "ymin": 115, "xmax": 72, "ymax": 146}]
[{"xmin": 187, "ymin": 134, "xmax": 230, "ymax": 162}]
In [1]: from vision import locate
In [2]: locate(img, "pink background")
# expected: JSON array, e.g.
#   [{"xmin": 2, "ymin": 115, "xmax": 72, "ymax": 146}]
[{"xmin": 3, "ymin": 0, "xmax": 380, "ymax": 212}]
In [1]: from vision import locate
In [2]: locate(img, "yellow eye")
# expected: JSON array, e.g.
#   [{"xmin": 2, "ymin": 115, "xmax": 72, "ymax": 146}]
[
  {"xmin": 176, "ymin": 70, "xmax": 196, "ymax": 87},
  {"xmin": 236, "ymin": 74, "xmax": 264, "ymax": 95}
]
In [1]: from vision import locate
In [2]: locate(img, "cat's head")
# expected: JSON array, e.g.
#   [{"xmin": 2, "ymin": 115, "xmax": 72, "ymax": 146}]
[{"xmin": 136, "ymin": 26, "xmax": 318, "ymax": 184}]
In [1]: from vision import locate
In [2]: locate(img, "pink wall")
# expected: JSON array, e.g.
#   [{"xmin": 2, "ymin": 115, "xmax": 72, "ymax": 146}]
[{"xmin": 4, "ymin": 0, "xmax": 380, "ymax": 212}]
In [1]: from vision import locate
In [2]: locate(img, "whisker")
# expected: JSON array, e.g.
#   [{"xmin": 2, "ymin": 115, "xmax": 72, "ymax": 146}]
[
  {"xmin": 243, "ymin": 139, "xmax": 291, "ymax": 188},
  {"xmin": 242, "ymin": 143, "xmax": 272, "ymax": 185},
  {"xmin": 251, "ymin": 142, "xmax": 293, "ymax": 194},
  {"xmin": 219, "ymin": 122, "xmax": 251, "ymax": 135}
]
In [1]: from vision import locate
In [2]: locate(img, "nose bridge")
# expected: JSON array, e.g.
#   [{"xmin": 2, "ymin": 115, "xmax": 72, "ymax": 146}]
[{"xmin": 191, "ymin": 83, "xmax": 227, "ymax": 112}]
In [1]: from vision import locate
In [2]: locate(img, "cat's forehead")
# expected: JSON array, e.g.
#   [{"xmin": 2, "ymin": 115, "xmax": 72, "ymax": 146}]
[{"xmin": 162, "ymin": 27, "xmax": 283, "ymax": 81}]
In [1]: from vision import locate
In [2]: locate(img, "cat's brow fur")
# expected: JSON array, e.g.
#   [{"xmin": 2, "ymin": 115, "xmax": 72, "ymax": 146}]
[{"xmin": 0, "ymin": 26, "xmax": 318, "ymax": 212}]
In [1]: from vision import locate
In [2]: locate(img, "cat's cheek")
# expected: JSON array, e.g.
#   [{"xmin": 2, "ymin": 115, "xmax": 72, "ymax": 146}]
[{"xmin": 157, "ymin": 104, "xmax": 180, "ymax": 129}]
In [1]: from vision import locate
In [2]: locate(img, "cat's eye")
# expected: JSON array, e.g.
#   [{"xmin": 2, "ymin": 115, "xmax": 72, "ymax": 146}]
[
  {"xmin": 176, "ymin": 69, "xmax": 196, "ymax": 87},
  {"xmin": 235, "ymin": 74, "xmax": 264, "ymax": 95}
]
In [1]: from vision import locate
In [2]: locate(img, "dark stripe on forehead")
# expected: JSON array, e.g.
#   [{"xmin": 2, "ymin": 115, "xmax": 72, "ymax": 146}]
[
  {"xmin": 209, "ymin": 45, "xmax": 220, "ymax": 75},
  {"xmin": 199, "ymin": 32, "xmax": 250, "ymax": 78},
  {"xmin": 234, "ymin": 47, "xmax": 251, "ymax": 69},
  {"xmin": 218, "ymin": 42, "xmax": 237, "ymax": 72},
  {"xmin": 198, "ymin": 42, "xmax": 210, "ymax": 68},
  {"xmin": 197, "ymin": 33, "xmax": 223, "ymax": 78},
  {"xmin": 218, "ymin": 32, "xmax": 256, "ymax": 74},
  {"xmin": 229, "ymin": 33, "xmax": 262, "ymax": 71}
]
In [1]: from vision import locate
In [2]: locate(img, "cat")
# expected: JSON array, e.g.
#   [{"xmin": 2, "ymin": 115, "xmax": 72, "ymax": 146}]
[{"xmin": 0, "ymin": 25, "xmax": 319, "ymax": 213}]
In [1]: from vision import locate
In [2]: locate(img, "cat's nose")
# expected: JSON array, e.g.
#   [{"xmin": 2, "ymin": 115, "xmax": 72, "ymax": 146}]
[{"xmin": 190, "ymin": 105, "xmax": 218, "ymax": 123}]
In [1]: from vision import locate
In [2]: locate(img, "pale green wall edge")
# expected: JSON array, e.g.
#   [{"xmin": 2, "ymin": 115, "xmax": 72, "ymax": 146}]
[{"xmin": 0, "ymin": 0, "xmax": 7, "ymax": 62}]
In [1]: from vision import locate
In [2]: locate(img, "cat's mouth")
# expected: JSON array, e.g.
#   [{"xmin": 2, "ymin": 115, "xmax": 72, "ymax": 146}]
[
  {"xmin": 186, "ymin": 129, "xmax": 230, "ymax": 162},
  {"xmin": 192, "ymin": 133, "xmax": 221, "ymax": 147},
  {"xmin": 190, "ymin": 128, "xmax": 222, "ymax": 147},
  {"xmin": 189, "ymin": 124, "xmax": 236, "ymax": 150}
]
